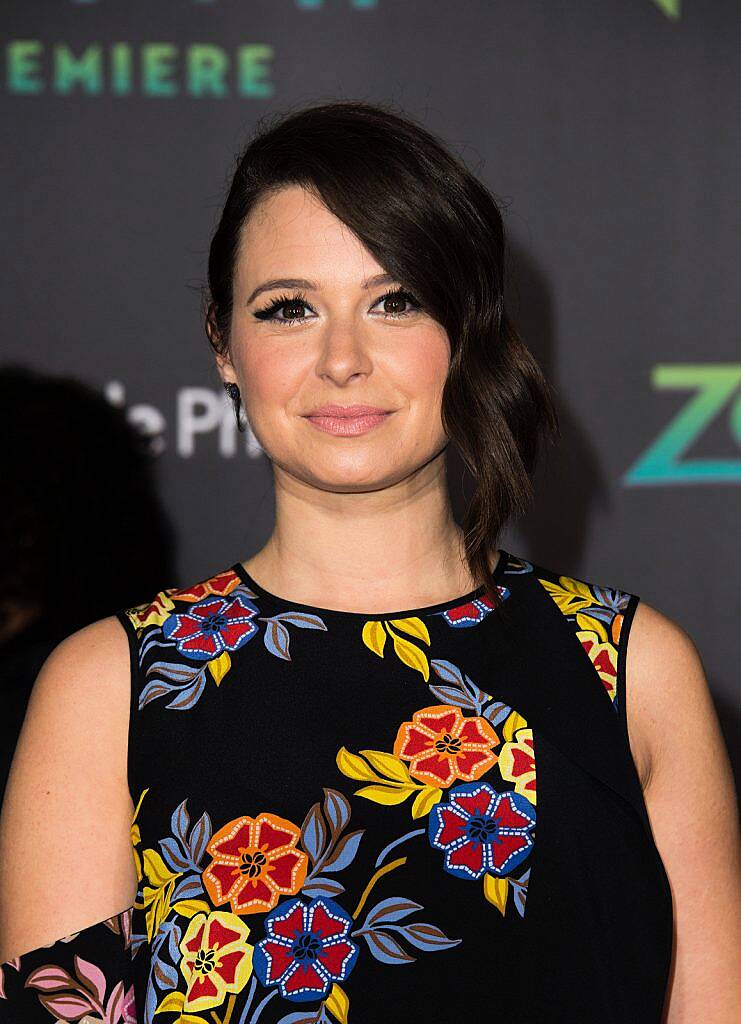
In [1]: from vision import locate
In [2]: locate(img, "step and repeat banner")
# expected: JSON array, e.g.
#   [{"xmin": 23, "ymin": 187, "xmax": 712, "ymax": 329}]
[{"xmin": 2, "ymin": 1, "xmax": 739, "ymax": 768}]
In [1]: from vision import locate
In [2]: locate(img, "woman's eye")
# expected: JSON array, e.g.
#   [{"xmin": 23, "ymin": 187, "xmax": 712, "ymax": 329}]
[
  {"xmin": 373, "ymin": 288, "xmax": 422, "ymax": 318},
  {"xmin": 252, "ymin": 287, "xmax": 422, "ymax": 327},
  {"xmin": 253, "ymin": 292, "xmax": 314, "ymax": 326}
]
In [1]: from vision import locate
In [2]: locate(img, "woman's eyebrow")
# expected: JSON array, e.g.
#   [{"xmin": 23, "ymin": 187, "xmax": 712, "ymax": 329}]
[{"xmin": 245, "ymin": 272, "xmax": 397, "ymax": 305}]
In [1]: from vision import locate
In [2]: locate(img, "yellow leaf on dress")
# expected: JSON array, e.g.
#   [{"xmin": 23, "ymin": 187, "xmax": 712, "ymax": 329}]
[
  {"xmin": 336, "ymin": 746, "xmax": 385, "ymax": 783},
  {"xmin": 502, "ymin": 710, "xmax": 528, "ymax": 742},
  {"xmin": 538, "ymin": 576, "xmax": 594, "ymax": 614},
  {"xmin": 362, "ymin": 620, "xmax": 387, "ymax": 657},
  {"xmin": 154, "ymin": 990, "xmax": 184, "ymax": 1016},
  {"xmin": 354, "ymin": 784, "xmax": 416, "ymax": 805},
  {"xmin": 359, "ymin": 749, "xmax": 412, "ymax": 783},
  {"xmin": 412, "ymin": 786, "xmax": 443, "ymax": 819},
  {"xmin": 208, "ymin": 650, "xmax": 231, "ymax": 685},
  {"xmin": 576, "ymin": 612, "xmax": 607, "ymax": 642},
  {"xmin": 173, "ymin": 899, "xmax": 212, "ymax": 918},
  {"xmin": 326, "ymin": 982, "xmax": 350, "ymax": 1023},
  {"xmin": 483, "ymin": 873, "xmax": 509, "ymax": 915},
  {"xmin": 389, "ymin": 630, "xmax": 430, "ymax": 681},
  {"xmin": 388, "ymin": 616, "xmax": 430, "ymax": 646},
  {"xmin": 143, "ymin": 848, "xmax": 180, "ymax": 888}
]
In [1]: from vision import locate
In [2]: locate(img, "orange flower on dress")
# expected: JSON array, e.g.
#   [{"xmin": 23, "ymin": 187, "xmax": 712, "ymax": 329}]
[
  {"xmin": 173, "ymin": 569, "xmax": 242, "ymax": 603},
  {"xmin": 203, "ymin": 812, "xmax": 309, "ymax": 915},
  {"xmin": 393, "ymin": 704, "xmax": 500, "ymax": 788}
]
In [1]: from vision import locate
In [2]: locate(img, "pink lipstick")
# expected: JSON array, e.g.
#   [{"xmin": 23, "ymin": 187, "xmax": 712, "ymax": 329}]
[{"xmin": 303, "ymin": 404, "xmax": 393, "ymax": 437}]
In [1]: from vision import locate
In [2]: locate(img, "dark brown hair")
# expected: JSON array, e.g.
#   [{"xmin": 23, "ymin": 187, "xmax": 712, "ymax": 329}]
[{"xmin": 204, "ymin": 99, "xmax": 559, "ymax": 607}]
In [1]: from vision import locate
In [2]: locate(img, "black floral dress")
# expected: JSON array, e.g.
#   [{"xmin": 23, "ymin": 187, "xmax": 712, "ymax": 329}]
[{"xmin": 0, "ymin": 550, "xmax": 673, "ymax": 1024}]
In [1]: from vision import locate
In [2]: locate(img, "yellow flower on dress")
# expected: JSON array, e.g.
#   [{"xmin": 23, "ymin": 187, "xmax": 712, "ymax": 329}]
[
  {"xmin": 179, "ymin": 910, "xmax": 254, "ymax": 1012},
  {"xmin": 499, "ymin": 728, "xmax": 537, "ymax": 806}
]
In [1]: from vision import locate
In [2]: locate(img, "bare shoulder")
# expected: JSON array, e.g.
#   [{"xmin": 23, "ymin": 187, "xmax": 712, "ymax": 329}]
[
  {"xmin": 0, "ymin": 615, "xmax": 137, "ymax": 962},
  {"xmin": 623, "ymin": 600, "xmax": 718, "ymax": 791},
  {"xmin": 624, "ymin": 600, "xmax": 741, "ymax": 1019}
]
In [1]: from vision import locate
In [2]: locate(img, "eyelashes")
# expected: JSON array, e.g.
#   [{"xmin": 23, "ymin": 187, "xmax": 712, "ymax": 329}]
[{"xmin": 252, "ymin": 287, "xmax": 423, "ymax": 327}]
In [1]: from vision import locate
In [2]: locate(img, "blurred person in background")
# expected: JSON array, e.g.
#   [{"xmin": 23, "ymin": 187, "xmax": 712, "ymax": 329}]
[{"xmin": 0, "ymin": 365, "xmax": 176, "ymax": 805}]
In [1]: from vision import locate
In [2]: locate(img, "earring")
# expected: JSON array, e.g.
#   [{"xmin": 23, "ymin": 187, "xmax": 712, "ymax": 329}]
[{"xmin": 223, "ymin": 381, "xmax": 246, "ymax": 433}]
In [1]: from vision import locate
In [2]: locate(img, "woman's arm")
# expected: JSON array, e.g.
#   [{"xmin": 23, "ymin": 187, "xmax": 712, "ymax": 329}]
[
  {"xmin": 626, "ymin": 601, "xmax": 741, "ymax": 1023},
  {"xmin": 0, "ymin": 617, "xmax": 137, "ymax": 962}
]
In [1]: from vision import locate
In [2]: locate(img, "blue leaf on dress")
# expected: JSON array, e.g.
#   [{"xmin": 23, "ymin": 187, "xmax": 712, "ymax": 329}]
[
  {"xmin": 386, "ymin": 921, "xmax": 462, "ymax": 952},
  {"xmin": 301, "ymin": 877, "xmax": 346, "ymax": 899},
  {"xmin": 264, "ymin": 620, "xmax": 291, "ymax": 660},
  {"xmin": 167, "ymin": 922, "xmax": 183, "ymax": 963},
  {"xmin": 430, "ymin": 659, "xmax": 464, "ymax": 686},
  {"xmin": 160, "ymin": 836, "xmax": 192, "ymax": 873},
  {"xmin": 276, "ymin": 1011, "xmax": 324, "ymax": 1024},
  {"xmin": 321, "ymin": 829, "xmax": 363, "ymax": 873},
  {"xmin": 170, "ymin": 873, "xmax": 205, "ymax": 902},
  {"xmin": 188, "ymin": 810, "xmax": 212, "ymax": 865},
  {"xmin": 427, "ymin": 684, "xmax": 475, "ymax": 709},
  {"xmin": 363, "ymin": 896, "xmax": 423, "ymax": 928},
  {"xmin": 272, "ymin": 612, "xmax": 328, "ymax": 630},
  {"xmin": 139, "ymin": 679, "xmax": 180, "ymax": 708},
  {"xmin": 360, "ymin": 929, "xmax": 416, "ymax": 965},
  {"xmin": 171, "ymin": 799, "xmax": 190, "ymax": 845},
  {"xmin": 322, "ymin": 788, "xmax": 351, "ymax": 835},
  {"xmin": 482, "ymin": 701, "xmax": 512, "ymax": 726},
  {"xmin": 301, "ymin": 803, "xmax": 329, "ymax": 864},
  {"xmin": 164, "ymin": 673, "xmax": 207, "ymax": 710},
  {"xmin": 153, "ymin": 955, "xmax": 178, "ymax": 990}
]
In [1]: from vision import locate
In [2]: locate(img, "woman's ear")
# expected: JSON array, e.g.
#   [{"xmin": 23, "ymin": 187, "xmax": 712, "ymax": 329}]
[{"xmin": 205, "ymin": 301, "xmax": 225, "ymax": 359}]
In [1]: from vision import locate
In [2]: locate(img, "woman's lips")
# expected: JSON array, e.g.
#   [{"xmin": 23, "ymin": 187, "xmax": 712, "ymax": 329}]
[{"xmin": 303, "ymin": 411, "xmax": 392, "ymax": 436}]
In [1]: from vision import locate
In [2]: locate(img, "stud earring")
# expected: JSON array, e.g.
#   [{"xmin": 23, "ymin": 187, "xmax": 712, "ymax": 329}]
[{"xmin": 223, "ymin": 381, "xmax": 246, "ymax": 433}]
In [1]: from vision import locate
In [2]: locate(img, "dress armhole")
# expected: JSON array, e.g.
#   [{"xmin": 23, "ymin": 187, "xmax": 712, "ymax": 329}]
[
  {"xmin": 0, "ymin": 906, "xmax": 137, "ymax": 1020},
  {"xmin": 615, "ymin": 591, "xmax": 642, "ymax": 764},
  {"xmin": 113, "ymin": 610, "xmax": 141, "ymax": 811}
]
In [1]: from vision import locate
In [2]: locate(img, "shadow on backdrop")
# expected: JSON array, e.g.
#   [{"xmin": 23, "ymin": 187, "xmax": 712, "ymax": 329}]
[
  {"xmin": 447, "ymin": 235, "xmax": 603, "ymax": 568},
  {"xmin": 0, "ymin": 364, "xmax": 177, "ymax": 805}
]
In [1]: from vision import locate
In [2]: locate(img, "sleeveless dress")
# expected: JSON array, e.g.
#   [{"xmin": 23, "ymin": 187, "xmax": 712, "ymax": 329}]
[{"xmin": 0, "ymin": 549, "xmax": 674, "ymax": 1024}]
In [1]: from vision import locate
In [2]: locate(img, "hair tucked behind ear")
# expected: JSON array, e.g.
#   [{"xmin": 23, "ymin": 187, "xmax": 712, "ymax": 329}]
[{"xmin": 204, "ymin": 99, "xmax": 560, "ymax": 607}]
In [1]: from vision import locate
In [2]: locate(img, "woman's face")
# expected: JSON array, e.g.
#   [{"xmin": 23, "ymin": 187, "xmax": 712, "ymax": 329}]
[{"xmin": 217, "ymin": 184, "xmax": 451, "ymax": 493}]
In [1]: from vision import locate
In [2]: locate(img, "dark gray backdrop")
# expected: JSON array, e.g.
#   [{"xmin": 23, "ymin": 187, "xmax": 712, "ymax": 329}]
[{"xmin": 2, "ymin": 1, "xmax": 739, "ymax": 772}]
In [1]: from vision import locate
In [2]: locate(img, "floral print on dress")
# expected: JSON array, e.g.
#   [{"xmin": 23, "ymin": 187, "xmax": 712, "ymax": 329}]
[
  {"xmin": 203, "ymin": 813, "xmax": 309, "ymax": 915},
  {"xmin": 129, "ymin": 786, "xmax": 460, "ymax": 1024},
  {"xmin": 537, "ymin": 573, "xmax": 633, "ymax": 710},
  {"xmin": 0, "ymin": 908, "xmax": 137, "ymax": 1022},
  {"xmin": 123, "ymin": 570, "xmax": 328, "ymax": 712},
  {"xmin": 179, "ymin": 910, "xmax": 254, "ymax": 1012},
  {"xmin": 429, "ymin": 781, "xmax": 536, "ymax": 880},
  {"xmin": 439, "ymin": 591, "xmax": 503, "ymax": 628},
  {"xmin": 393, "ymin": 705, "xmax": 499, "ymax": 787},
  {"xmin": 336, "ymin": 654, "xmax": 537, "ymax": 921},
  {"xmin": 0, "ymin": 552, "xmax": 651, "ymax": 1024},
  {"xmin": 253, "ymin": 897, "xmax": 360, "ymax": 1003}
]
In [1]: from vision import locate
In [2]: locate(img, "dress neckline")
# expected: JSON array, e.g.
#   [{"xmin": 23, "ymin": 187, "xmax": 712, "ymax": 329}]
[{"xmin": 230, "ymin": 548, "xmax": 510, "ymax": 620}]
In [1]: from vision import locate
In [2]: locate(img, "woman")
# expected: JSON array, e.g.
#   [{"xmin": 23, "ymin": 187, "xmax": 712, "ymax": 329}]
[{"xmin": 1, "ymin": 100, "xmax": 738, "ymax": 1023}]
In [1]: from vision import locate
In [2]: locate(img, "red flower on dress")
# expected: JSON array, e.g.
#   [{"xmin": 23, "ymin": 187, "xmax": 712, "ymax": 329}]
[
  {"xmin": 162, "ymin": 593, "xmax": 259, "ymax": 661},
  {"xmin": 393, "ymin": 705, "xmax": 499, "ymax": 788},
  {"xmin": 440, "ymin": 592, "xmax": 500, "ymax": 628},
  {"xmin": 203, "ymin": 812, "xmax": 309, "ymax": 915}
]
